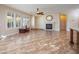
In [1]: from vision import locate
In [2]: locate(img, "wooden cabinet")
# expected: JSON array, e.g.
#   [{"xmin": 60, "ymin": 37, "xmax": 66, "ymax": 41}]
[
  {"xmin": 70, "ymin": 29, "xmax": 79, "ymax": 45},
  {"xmin": 70, "ymin": 29, "xmax": 74, "ymax": 44}
]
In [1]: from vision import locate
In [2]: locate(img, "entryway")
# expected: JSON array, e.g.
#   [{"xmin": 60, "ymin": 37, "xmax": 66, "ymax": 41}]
[{"xmin": 60, "ymin": 13, "xmax": 67, "ymax": 31}]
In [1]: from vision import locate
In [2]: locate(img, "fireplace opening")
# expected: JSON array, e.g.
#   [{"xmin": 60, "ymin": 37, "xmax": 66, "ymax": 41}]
[{"xmin": 46, "ymin": 24, "xmax": 52, "ymax": 29}]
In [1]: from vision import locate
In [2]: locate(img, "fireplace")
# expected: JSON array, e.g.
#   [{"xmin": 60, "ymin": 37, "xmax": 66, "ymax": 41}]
[{"xmin": 46, "ymin": 24, "xmax": 52, "ymax": 29}]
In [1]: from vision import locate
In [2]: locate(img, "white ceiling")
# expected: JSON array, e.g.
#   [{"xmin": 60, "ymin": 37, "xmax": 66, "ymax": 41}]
[{"xmin": 5, "ymin": 4, "xmax": 79, "ymax": 15}]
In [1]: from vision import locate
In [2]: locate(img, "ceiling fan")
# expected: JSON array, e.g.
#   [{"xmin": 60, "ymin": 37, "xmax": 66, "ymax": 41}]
[{"xmin": 36, "ymin": 8, "xmax": 44, "ymax": 15}]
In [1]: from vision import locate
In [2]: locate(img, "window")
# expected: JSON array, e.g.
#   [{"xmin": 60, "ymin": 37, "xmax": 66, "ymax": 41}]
[
  {"xmin": 22, "ymin": 17, "xmax": 30, "ymax": 28},
  {"xmin": 16, "ymin": 15, "xmax": 21, "ymax": 27},
  {"xmin": 18, "ymin": 16, "xmax": 30, "ymax": 28},
  {"xmin": 6, "ymin": 12, "xmax": 30, "ymax": 29},
  {"xmin": 7, "ymin": 13, "xmax": 14, "ymax": 28},
  {"xmin": 22, "ymin": 17, "xmax": 27, "ymax": 26}
]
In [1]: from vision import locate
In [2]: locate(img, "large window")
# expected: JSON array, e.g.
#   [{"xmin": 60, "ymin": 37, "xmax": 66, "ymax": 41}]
[
  {"xmin": 22, "ymin": 17, "xmax": 27, "ymax": 26},
  {"xmin": 22, "ymin": 17, "xmax": 30, "ymax": 28},
  {"xmin": 16, "ymin": 15, "xmax": 21, "ymax": 27},
  {"xmin": 7, "ymin": 13, "xmax": 14, "ymax": 28},
  {"xmin": 6, "ymin": 12, "xmax": 30, "ymax": 29}
]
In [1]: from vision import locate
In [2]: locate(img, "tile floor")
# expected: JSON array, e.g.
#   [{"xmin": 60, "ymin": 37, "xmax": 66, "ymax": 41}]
[{"xmin": 0, "ymin": 30, "xmax": 78, "ymax": 54}]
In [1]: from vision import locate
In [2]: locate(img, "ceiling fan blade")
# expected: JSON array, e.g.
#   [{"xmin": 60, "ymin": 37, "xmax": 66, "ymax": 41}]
[
  {"xmin": 37, "ymin": 12, "xmax": 44, "ymax": 15},
  {"xmin": 36, "ymin": 8, "xmax": 44, "ymax": 15}
]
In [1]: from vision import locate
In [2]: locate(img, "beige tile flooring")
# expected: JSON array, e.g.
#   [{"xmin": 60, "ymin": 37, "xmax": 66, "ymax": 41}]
[{"xmin": 0, "ymin": 30, "xmax": 78, "ymax": 54}]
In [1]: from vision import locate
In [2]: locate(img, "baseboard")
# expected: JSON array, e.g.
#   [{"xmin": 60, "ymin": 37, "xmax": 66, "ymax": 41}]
[{"xmin": 31, "ymin": 28, "xmax": 44, "ymax": 30}]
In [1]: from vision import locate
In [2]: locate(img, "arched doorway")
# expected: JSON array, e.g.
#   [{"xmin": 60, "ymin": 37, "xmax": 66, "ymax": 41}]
[{"xmin": 60, "ymin": 14, "xmax": 67, "ymax": 31}]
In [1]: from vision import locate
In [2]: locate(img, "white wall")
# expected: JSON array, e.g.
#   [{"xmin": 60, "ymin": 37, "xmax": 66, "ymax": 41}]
[
  {"xmin": 31, "ymin": 15, "xmax": 35, "ymax": 29},
  {"xmin": 66, "ymin": 9, "xmax": 79, "ymax": 31},
  {"xmin": 31, "ymin": 10, "xmax": 79, "ymax": 32},
  {"xmin": 31, "ymin": 12, "xmax": 79, "ymax": 32},
  {"xmin": 31, "ymin": 14, "xmax": 60, "ymax": 31},
  {"xmin": 34, "ymin": 15, "xmax": 45, "ymax": 30}
]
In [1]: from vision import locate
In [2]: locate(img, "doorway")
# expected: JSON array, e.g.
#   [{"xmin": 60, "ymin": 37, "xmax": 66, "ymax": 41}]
[{"xmin": 60, "ymin": 14, "xmax": 67, "ymax": 31}]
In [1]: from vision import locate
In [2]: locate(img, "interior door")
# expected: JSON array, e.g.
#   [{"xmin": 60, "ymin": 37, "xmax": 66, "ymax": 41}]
[{"xmin": 60, "ymin": 14, "xmax": 67, "ymax": 31}]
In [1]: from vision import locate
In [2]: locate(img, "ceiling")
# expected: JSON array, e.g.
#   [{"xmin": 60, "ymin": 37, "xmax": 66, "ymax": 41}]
[{"xmin": 5, "ymin": 4, "xmax": 79, "ymax": 15}]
